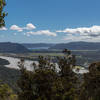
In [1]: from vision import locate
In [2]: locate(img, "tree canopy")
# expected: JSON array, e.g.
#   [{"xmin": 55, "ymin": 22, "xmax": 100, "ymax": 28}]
[
  {"xmin": 80, "ymin": 62, "xmax": 100, "ymax": 100},
  {"xmin": 0, "ymin": 0, "xmax": 6, "ymax": 27},
  {"xmin": 17, "ymin": 50, "xmax": 78, "ymax": 100}
]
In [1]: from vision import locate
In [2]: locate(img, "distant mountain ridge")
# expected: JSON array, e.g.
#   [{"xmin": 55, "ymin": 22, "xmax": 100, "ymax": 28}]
[
  {"xmin": 49, "ymin": 42, "xmax": 100, "ymax": 50},
  {"xmin": 22, "ymin": 42, "xmax": 100, "ymax": 50},
  {"xmin": 0, "ymin": 42, "xmax": 100, "ymax": 53},
  {"xmin": 0, "ymin": 42, "xmax": 30, "ymax": 53},
  {"xmin": 22, "ymin": 43, "xmax": 55, "ymax": 49}
]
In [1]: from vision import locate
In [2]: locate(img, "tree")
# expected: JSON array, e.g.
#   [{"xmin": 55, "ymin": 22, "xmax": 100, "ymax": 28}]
[
  {"xmin": 0, "ymin": 0, "xmax": 7, "ymax": 27},
  {"xmin": 17, "ymin": 49, "xmax": 78, "ymax": 100},
  {"xmin": 17, "ymin": 57, "xmax": 63, "ymax": 100},
  {"xmin": 80, "ymin": 62, "xmax": 100, "ymax": 100},
  {"xmin": 57, "ymin": 49, "xmax": 78, "ymax": 100}
]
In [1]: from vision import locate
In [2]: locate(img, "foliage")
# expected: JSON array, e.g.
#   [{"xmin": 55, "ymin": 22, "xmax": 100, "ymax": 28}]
[
  {"xmin": 0, "ymin": 0, "xmax": 7, "ymax": 27},
  {"xmin": 17, "ymin": 49, "xmax": 78, "ymax": 100},
  {"xmin": 0, "ymin": 81, "xmax": 17, "ymax": 100},
  {"xmin": 80, "ymin": 62, "xmax": 100, "ymax": 100},
  {"xmin": 0, "ymin": 49, "xmax": 100, "ymax": 100}
]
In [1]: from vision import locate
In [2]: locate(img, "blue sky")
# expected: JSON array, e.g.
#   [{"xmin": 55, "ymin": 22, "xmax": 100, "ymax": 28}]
[{"xmin": 0, "ymin": 0, "xmax": 100, "ymax": 43}]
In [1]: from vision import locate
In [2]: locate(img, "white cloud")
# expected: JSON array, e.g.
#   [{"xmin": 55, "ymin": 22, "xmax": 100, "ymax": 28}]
[
  {"xmin": 56, "ymin": 25, "xmax": 100, "ymax": 37},
  {"xmin": 10, "ymin": 25, "xmax": 23, "ymax": 32},
  {"xmin": 10, "ymin": 23, "xmax": 36, "ymax": 32},
  {"xmin": 27, "ymin": 30, "xmax": 57, "ymax": 37},
  {"xmin": 64, "ymin": 34, "xmax": 100, "ymax": 42},
  {"xmin": 64, "ymin": 34, "xmax": 92, "ymax": 41},
  {"xmin": 0, "ymin": 27, "xmax": 7, "ymax": 31},
  {"xmin": 56, "ymin": 25, "xmax": 100, "ymax": 42},
  {"xmin": 25, "ymin": 23, "xmax": 36, "ymax": 30}
]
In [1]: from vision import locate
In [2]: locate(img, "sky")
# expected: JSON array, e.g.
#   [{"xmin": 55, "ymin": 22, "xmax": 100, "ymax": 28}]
[{"xmin": 0, "ymin": 0, "xmax": 100, "ymax": 43}]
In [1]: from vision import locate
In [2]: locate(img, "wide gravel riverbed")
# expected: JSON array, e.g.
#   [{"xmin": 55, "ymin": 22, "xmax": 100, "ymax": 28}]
[{"xmin": 0, "ymin": 56, "xmax": 89, "ymax": 74}]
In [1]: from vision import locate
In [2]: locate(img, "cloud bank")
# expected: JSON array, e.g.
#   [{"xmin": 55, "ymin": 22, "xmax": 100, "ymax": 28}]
[
  {"xmin": 27, "ymin": 30, "xmax": 57, "ymax": 37},
  {"xmin": 3, "ymin": 24, "xmax": 100, "ymax": 41},
  {"xmin": 57, "ymin": 25, "xmax": 100, "ymax": 37},
  {"xmin": 57, "ymin": 25, "xmax": 100, "ymax": 42}
]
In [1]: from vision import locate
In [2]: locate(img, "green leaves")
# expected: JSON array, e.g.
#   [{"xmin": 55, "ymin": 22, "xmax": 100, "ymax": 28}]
[
  {"xmin": 17, "ymin": 49, "xmax": 78, "ymax": 100},
  {"xmin": 0, "ymin": 0, "xmax": 7, "ymax": 27},
  {"xmin": 0, "ymin": 82, "xmax": 17, "ymax": 100},
  {"xmin": 80, "ymin": 62, "xmax": 100, "ymax": 100}
]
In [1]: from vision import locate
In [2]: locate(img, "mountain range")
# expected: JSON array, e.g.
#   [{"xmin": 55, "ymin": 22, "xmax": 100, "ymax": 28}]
[
  {"xmin": 0, "ymin": 42, "xmax": 30, "ymax": 53},
  {"xmin": 22, "ymin": 43, "xmax": 55, "ymax": 49},
  {"xmin": 22, "ymin": 42, "xmax": 100, "ymax": 50},
  {"xmin": 49, "ymin": 42, "xmax": 100, "ymax": 50},
  {"xmin": 0, "ymin": 42, "xmax": 100, "ymax": 53}
]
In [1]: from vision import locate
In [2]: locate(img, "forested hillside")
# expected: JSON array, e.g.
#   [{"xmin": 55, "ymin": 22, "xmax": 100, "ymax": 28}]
[
  {"xmin": 22, "ymin": 43, "xmax": 55, "ymax": 49},
  {"xmin": 0, "ymin": 42, "xmax": 30, "ymax": 53},
  {"xmin": 49, "ymin": 42, "xmax": 100, "ymax": 50}
]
